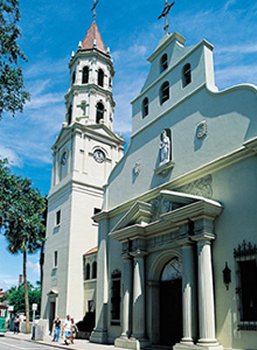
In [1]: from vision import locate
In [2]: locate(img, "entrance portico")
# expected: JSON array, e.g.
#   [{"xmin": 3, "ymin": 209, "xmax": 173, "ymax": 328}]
[{"xmin": 111, "ymin": 190, "xmax": 224, "ymax": 350}]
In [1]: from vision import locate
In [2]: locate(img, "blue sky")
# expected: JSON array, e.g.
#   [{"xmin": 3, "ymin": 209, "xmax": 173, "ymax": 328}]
[{"xmin": 1, "ymin": 0, "xmax": 257, "ymax": 290}]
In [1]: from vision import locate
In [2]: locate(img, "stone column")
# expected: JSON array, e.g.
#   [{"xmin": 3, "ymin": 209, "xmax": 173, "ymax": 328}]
[
  {"xmin": 197, "ymin": 238, "xmax": 218, "ymax": 346},
  {"xmin": 121, "ymin": 254, "xmax": 133, "ymax": 338},
  {"xmin": 181, "ymin": 243, "xmax": 196, "ymax": 344},
  {"xmin": 131, "ymin": 249, "xmax": 147, "ymax": 340},
  {"xmin": 90, "ymin": 235, "xmax": 108, "ymax": 344}
]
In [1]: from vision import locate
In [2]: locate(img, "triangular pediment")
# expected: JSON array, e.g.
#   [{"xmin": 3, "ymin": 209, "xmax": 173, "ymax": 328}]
[
  {"xmin": 85, "ymin": 123, "xmax": 125, "ymax": 144},
  {"xmin": 113, "ymin": 201, "xmax": 153, "ymax": 232},
  {"xmin": 53, "ymin": 122, "xmax": 125, "ymax": 150},
  {"xmin": 53, "ymin": 126, "xmax": 71, "ymax": 148},
  {"xmin": 47, "ymin": 289, "xmax": 58, "ymax": 296},
  {"xmin": 110, "ymin": 190, "xmax": 222, "ymax": 240}
]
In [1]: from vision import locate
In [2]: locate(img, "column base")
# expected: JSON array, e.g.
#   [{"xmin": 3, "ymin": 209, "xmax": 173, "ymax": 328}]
[
  {"xmin": 115, "ymin": 336, "xmax": 150, "ymax": 350},
  {"xmin": 197, "ymin": 339, "xmax": 223, "ymax": 349},
  {"xmin": 174, "ymin": 342, "xmax": 223, "ymax": 350},
  {"xmin": 90, "ymin": 328, "xmax": 108, "ymax": 344}
]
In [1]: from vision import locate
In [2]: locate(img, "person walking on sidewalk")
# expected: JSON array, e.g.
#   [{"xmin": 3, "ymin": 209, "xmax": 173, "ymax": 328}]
[
  {"xmin": 13, "ymin": 315, "xmax": 20, "ymax": 334},
  {"xmin": 52, "ymin": 316, "xmax": 61, "ymax": 342},
  {"xmin": 62, "ymin": 315, "xmax": 72, "ymax": 345},
  {"xmin": 70, "ymin": 318, "xmax": 79, "ymax": 344}
]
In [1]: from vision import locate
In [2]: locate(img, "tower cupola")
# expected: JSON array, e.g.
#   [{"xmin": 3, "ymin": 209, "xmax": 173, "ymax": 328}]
[{"xmin": 64, "ymin": 21, "xmax": 115, "ymax": 130}]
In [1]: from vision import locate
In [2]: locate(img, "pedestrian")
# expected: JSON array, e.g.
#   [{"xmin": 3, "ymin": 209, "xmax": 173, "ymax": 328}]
[
  {"xmin": 70, "ymin": 318, "xmax": 79, "ymax": 344},
  {"xmin": 52, "ymin": 316, "xmax": 61, "ymax": 342},
  {"xmin": 13, "ymin": 315, "xmax": 20, "ymax": 334},
  {"xmin": 62, "ymin": 314, "xmax": 72, "ymax": 345}
]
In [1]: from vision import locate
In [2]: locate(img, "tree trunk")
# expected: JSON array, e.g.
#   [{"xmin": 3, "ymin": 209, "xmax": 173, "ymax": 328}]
[
  {"xmin": 39, "ymin": 242, "xmax": 45, "ymax": 290},
  {"xmin": 23, "ymin": 249, "xmax": 30, "ymax": 333}
]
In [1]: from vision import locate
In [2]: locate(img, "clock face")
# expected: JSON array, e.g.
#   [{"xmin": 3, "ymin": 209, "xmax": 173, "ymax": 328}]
[
  {"xmin": 61, "ymin": 151, "xmax": 68, "ymax": 165},
  {"xmin": 93, "ymin": 149, "xmax": 105, "ymax": 163}
]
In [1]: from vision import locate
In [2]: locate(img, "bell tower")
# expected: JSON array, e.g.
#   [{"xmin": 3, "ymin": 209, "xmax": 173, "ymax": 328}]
[
  {"xmin": 65, "ymin": 21, "xmax": 115, "ymax": 129},
  {"xmin": 41, "ymin": 17, "xmax": 125, "ymax": 326}
]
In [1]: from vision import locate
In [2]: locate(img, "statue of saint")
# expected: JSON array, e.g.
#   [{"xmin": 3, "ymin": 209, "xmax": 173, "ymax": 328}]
[{"xmin": 160, "ymin": 129, "xmax": 170, "ymax": 165}]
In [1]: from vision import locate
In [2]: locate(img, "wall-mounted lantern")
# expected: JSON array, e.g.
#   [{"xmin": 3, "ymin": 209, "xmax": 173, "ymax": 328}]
[{"xmin": 223, "ymin": 262, "xmax": 231, "ymax": 290}]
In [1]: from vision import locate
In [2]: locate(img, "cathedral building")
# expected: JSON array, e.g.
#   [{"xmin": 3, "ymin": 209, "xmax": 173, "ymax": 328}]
[
  {"xmin": 90, "ymin": 28, "xmax": 257, "ymax": 350},
  {"xmin": 41, "ymin": 8, "xmax": 257, "ymax": 350},
  {"xmin": 41, "ymin": 20, "xmax": 124, "ymax": 327}
]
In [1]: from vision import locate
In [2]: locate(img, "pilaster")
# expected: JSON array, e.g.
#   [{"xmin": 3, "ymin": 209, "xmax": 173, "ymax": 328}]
[
  {"xmin": 131, "ymin": 249, "xmax": 147, "ymax": 340},
  {"xmin": 121, "ymin": 253, "xmax": 133, "ymax": 338},
  {"xmin": 90, "ymin": 235, "xmax": 109, "ymax": 344},
  {"xmin": 181, "ymin": 242, "xmax": 196, "ymax": 344}
]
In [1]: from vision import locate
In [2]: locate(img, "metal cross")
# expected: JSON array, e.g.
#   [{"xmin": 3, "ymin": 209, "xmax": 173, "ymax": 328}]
[
  {"xmin": 91, "ymin": 0, "xmax": 99, "ymax": 22},
  {"xmin": 158, "ymin": 1, "xmax": 175, "ymax": 35}
]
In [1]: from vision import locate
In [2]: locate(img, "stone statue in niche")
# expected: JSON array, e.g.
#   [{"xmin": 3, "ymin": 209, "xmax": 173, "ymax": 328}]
[{"xmin": 160, "ymin": 129, "xmax": 171, "ymax": 165}]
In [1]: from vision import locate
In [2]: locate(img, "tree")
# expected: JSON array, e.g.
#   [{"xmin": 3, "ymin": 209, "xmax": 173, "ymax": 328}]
[
  {"xmin": 0, "ymin": 159, "xmax": 46, "ymax": 332},
  {"xmin": 1, "ymin": 282, "xmax": 41, "ymax": 319},
  {"xmin": 39, "ymin": 198, "xmax": 47, "ymax": 292},
  {"xmin": 0, "ymin": 0, "xmax": 30, "ymax": 118}
]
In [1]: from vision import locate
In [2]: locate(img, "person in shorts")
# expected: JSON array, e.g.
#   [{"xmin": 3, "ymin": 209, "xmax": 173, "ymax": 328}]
[
  {"xmin": 62, "ymin": 315, "xmax": 72, "ymax": 345},
  {"xmin": 70, "ymin": 318, "xmax": 79, "ymax": 344}
]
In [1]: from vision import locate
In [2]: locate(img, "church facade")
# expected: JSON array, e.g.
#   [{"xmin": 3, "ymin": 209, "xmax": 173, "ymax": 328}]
[
  {"xmin": 41, "ymin": 21, "xmax": 124, "ymax": 327},
  {"xmin": 90, "ymin": 31, "xmax": 257, "ymax": 350}
]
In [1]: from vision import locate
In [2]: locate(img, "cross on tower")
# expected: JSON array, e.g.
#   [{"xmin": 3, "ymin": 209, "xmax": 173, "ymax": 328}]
[
  {"xmin": 158, "ymin": 1, "xmax": 175, "ymax": 35},
  {"xmin": 91, "ymin": 0, "xmax": 99, "ymax": 22}
]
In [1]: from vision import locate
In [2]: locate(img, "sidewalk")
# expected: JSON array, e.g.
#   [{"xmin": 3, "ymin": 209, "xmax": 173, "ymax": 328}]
[{"xmin": 5, "ymin": 331, "xmax": 127, "ymax": 350}]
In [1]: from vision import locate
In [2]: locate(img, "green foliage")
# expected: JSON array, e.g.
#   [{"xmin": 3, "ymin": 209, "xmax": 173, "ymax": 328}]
[
  {"xmin": 0, "ymin": 0, "xmax": 30, "ymax": 117},
  {"xmin": 4, "ymin": 283, "xmax": 41, "ymax": 319},
  {"xmin": 0, "ymin": 158, "xmax": 46, "ymax": 253},
  {"xmin": 0, "ymin": 158, "xmax": 47, "ymax": 325}
]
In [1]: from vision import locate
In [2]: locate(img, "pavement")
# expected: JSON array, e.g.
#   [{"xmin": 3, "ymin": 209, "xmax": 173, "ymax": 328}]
[{"xmin": 5, "ymin": 331, "xmax": 127, "ymax": 350}]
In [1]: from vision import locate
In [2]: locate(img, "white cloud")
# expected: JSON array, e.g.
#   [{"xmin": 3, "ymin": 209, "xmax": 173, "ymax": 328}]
[
  {"xmin": 217, "ymin": 43, "xmax": 257, "ymax": 55},
  {"xmin": 216, "ymin": 64, "xmax": 257, "ymax": 88},
  {"xmin": 27, "ymin": 260, "xmax": 40, "ymax": 275},
  {"xmin": 224, "ymin": 0, "xmax": 237, "ymax": 11},
  {"xmin": 113, "ymin": 44, "xmax": 148, "ymax": 66},
  {"xmin": 114, "ymin": 74, "xmax": 146, "ymax": 133},
  {"xmin": 0, "ymin": 146, "xmax": 23, "ymax": 167},
  {"xmin": 0, "ymin": 275, "xmax": 19, "ymax": 290},
  {"xmin": 26, "ymin": 92, "xmax": 64, "ymax": 110},
  {"xmin": 24, "ymin": 57, "xmax": 69, "ymax": 80}
]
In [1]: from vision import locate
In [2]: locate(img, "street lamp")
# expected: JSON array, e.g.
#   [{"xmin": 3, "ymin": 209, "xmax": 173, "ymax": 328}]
[{"xmin": 223, "ymin": 262, "xmax": 231, "ymax": 290}]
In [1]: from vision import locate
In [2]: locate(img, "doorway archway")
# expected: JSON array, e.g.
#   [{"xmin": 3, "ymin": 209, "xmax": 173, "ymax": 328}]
[{"xmin": 160, "ymin": 257, "xmax": 183, "ymax": 346}]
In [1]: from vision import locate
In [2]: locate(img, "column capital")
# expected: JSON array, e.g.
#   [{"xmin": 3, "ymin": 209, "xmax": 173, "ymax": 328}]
[
  {"xmin": 131, "ymin": 249, "xmax": 148, "ymax": 258},
  {"xmin": 192, "ymin": 233, "xmax": 216, "ymax": 244},
  {"xmin": 192, "ymin": 217, "xmax": 215, "ymax": 236}
]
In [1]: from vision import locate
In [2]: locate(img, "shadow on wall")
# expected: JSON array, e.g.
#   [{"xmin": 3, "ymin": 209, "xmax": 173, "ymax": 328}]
[{"xmin": 76, "ymin": 311, "xmax": 95, "ymax": 339}]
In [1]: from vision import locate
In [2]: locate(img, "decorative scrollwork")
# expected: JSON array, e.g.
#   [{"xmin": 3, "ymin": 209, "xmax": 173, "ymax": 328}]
[
  {"xmin": 150, "ymin": 195, "xmax": 172, "ymax": 221},
  {"xmin": 178, "ymin": 175, "xmax": 213, "ymax": 198},
  {"xmin": 196, "ymin": 120, "xmax": 208, "ymax": 139}
]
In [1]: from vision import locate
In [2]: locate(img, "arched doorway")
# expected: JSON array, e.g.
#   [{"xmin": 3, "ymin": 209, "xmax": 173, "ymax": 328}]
[{"xmin": 160, "ymin": 257, "xmax": 183, "ymax": 346}]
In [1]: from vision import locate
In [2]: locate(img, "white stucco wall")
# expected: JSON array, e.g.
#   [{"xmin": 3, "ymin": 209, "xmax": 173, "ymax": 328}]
[{"xmin": 95, "ymin": 31, "xmax": 257, "ymax": 350}]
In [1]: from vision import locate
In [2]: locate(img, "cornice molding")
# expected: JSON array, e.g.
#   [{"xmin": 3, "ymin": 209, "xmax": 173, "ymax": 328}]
[
  {"xmin": 103, "ymin": 137, "xmax": 257, "ymax": 220},
  {"xmin": 110, "ymin": 198, "xmax": 222, "ymax": 243}
]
